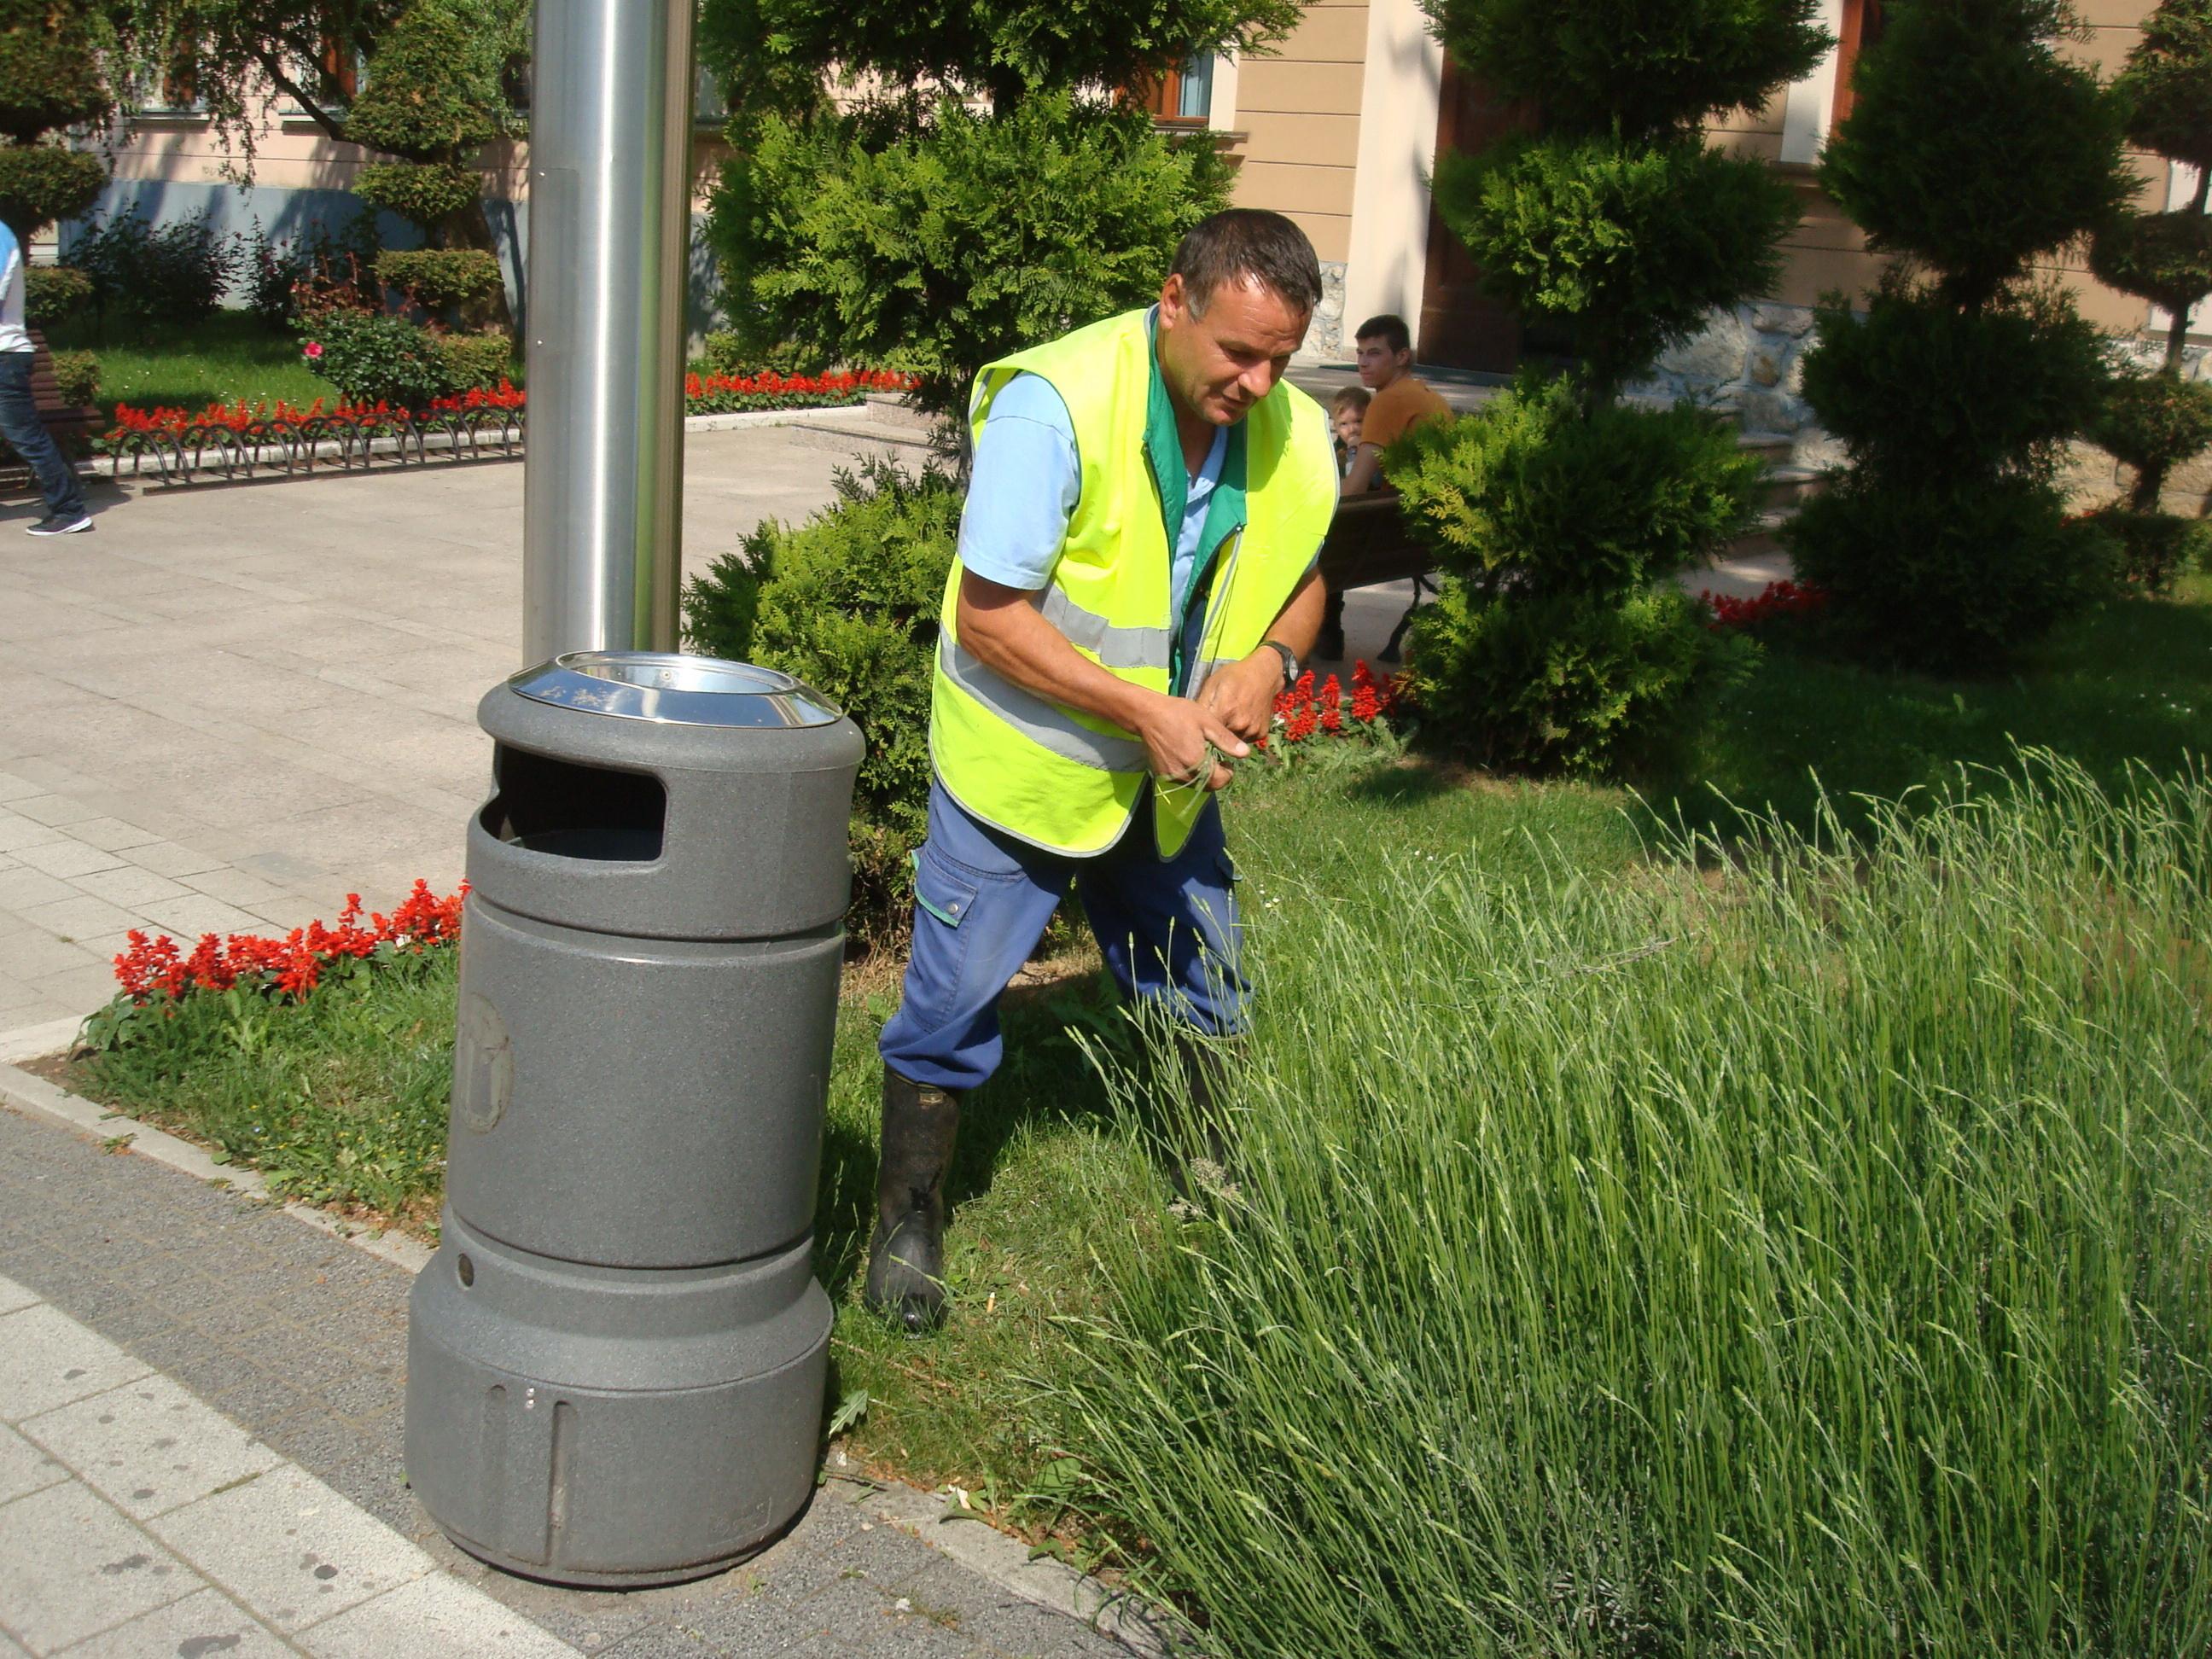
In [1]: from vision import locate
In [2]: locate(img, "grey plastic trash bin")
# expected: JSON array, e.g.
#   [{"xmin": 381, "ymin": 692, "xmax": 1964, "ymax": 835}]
[{"xmin": 405, "ymin": 650, "xmax": 864, "ymax": 1588}]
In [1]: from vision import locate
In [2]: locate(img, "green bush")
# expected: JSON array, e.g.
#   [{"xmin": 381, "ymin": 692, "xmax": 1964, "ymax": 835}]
[
  {"xmin": 375, "ymin": 247, "xmax": 502, "ymax": 314},
  {"xmin": 1063, "ymin": 749, "xmax": 2212, "ymax": 1654},
  {"xmin": 45, "ymin": 346, "xmax": 96, "ymax": 407},
  {"xmin": 2083, "ymin": 505, "xmax": 2212, "ymax": 592},
  {"xmin": 1796, "ymin": 280, "xmax": 2112, "ymax": 484},
  {"xmin": 1387, "ymin": 376, "xmax": 1761, "ymax": 774},
  {"xmin": 1788, "ymin": 471, "xmax": 2118, "ymax": 669},
  {"xmin": 2089, "ymin": 208, "xmax": 2212, "ymax": 320},
  {"xmin": 1796, "ymin": 0, "xmax": 2128, "ymax": 667},
  {"xmin": 1388, "ymin": 377, "xmax": 1762, "ymax": 604},
  {"xmin": 2088, "ymin": 369, "xmax": 2212, "ymax": 485},
  {"xmin": 67, "ymin": 209, "xmax": 241, "ymax": 327},
  {"xmin": 1820, "ymin": 0, "xmax": 2132, "ymax": 310},
  {"xmin": 242, "ymin": 217, "xmax": 380, "ymax": 329},
  {"xmin": 0, "ymin": 139, "xmax": 105, "ymax": 241},
  {"xmin": 0, "ymin": 0, "xmax": 110, "ymax": 146},
  {"xmin": 343, "ymin": 2, "xmax": 507, "ymax": 164},
  {"xmin": 1433, "ymin": 136, "xmax": 1796, "ymax": 399},
  {"xmin": 713, "ymin": 93, "xmax": 1231, "ymax": 417},
  {"xmin": 1419, "ymin": 0, "xmax": 1825, "ymax": 141},
  {"xmin": 683, "ymin": 459, "xmax": 958, "ymax": 937},
  {"xmin": 297, "ymin": 309, "xmax": 452, "ymax": 407},
  {"xmin": 22, "ymin": 262, "xmax": 90, "ymax": 323},
  {"xmin": 695, "ymin": 329, "xmax": 826, "ymax": 377},
  {"xmin": 429, "ymin": 328, "xmax": 513, "ymax": 391},
  {"xmin": 352, "ymin": 161, "xmax": 480, "ymax": 235},
  {"xmin": 1406, "ymin": 582, "xmax": 1752, "ymax": 776},
  {"xmin": 2120, "ymin": 0, "xmax": 2212, "ymax": 174}
]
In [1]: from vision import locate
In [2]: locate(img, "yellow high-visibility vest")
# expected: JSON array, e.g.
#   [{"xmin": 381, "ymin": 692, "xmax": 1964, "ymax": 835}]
[{"xmin": 930, "ymin": 307, "xmax": 1338, "ymax": 858}]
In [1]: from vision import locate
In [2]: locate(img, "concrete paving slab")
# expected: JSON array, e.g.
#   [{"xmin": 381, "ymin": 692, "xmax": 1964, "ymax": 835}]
[
  {"xmin": 0, "ymin": 1309, "xmax": 152, "ymax": 1423},
  {"xmin": 0, "ymin": 1428, "xmax": 67, "ymax": 1508},
  {"xmin": 148, "ymin": 1464, "xmax": 434, "ymax": 1636},
  {"xmin": 0, "ymin": 1480, "xmax": 202, "ymax": 1654},
  {"xmin": 0, "ymin": 1278, "xmax": 37, "ymax": 1318},
  {"xmin": 20, "ymin": 1374, "xmax": 283, "ymax": 1522},
  {"xmin": 44, "ymin": 1586, "xmax": 291, "ymax": 1657},
  {"xmin": 298, "ymin": 1572, "xmax": 580, "ymax": 1658}
]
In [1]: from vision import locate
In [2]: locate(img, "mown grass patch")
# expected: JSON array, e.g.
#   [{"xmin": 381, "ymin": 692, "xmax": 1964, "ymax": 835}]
[
  {"xmin": 1654, "ymin": 572, "xmax": 2212, "ymax": 839},
  {"xmin": 45, "ymin": 310, "xmax": 335, "ymax": 415}
]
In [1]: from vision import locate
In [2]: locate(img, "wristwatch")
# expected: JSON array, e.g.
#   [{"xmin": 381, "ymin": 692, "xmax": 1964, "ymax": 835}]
[{"xmin": 1260, "ymin": 639, "xmax": 1299, "ymax": 689}]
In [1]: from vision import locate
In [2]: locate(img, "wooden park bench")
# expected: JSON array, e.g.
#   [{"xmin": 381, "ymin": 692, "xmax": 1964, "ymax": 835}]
[
  {"xmin": 0, "ymin": 330, "xmax": 102, "ymax": 498},
  {"xmin": 1315, "ymin": 488, "xmax": 1431, "ymax": 661}
]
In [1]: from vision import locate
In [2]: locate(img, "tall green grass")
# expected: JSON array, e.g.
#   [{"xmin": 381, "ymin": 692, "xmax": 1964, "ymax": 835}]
[{"xmin": 1062, "ymin": 749, "xmax": 2212, "ymax": 1655}]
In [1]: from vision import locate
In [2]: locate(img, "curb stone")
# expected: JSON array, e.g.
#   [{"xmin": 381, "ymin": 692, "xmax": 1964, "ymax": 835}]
[{"xmin": 0, "ymin": 1029, "xmax": 1199, "ymax": 1656}]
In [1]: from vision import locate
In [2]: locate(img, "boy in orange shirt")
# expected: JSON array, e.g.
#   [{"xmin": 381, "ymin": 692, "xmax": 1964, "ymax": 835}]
[{"xmin": 1340, "ymin": 313, "xmax": 1449, "ymax": 498}]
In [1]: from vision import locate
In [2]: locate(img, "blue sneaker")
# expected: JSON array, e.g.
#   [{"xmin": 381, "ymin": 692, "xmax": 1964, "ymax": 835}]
[{"xmin": 26, "ymin": 511, "xmax": 92, "ymax": 536}]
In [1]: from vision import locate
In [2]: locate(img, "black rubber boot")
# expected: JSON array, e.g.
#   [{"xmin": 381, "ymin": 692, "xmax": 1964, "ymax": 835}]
[{"xmin": 863, "ymin": 1068, "xmax": 961, "ymax": 1333}]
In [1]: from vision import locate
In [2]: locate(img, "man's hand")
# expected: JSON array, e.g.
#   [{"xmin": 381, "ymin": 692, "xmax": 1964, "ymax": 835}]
[
  {"xmin": 1136, "ymin": 695, "xmax": 1249, "ymax": 792},
  {"xmin": 1198, "ymin": 652, "xmax": 1282, "ymax": 744}
]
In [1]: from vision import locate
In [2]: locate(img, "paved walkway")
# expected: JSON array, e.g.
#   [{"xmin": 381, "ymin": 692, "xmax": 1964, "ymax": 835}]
[
  {"xmin": 0, "ymin": 424, "xmax": 915, "ymax": 1034},
  {"xmin": 0, "ymin": 1101, "xmax": 1133, "ymax": 1656}
]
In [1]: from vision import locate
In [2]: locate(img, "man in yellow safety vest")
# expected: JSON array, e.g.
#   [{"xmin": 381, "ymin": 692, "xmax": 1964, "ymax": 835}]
[{"xmin": 867, "ymin": 209, "xmax": 1341, "ymax": 1332}]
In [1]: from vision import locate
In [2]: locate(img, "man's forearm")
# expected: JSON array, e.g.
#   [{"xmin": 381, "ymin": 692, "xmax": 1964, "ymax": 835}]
[
  {"xmin": 955, "ymin": 575, "xmax": 1156, "ymax": 734},
  {"xmin": 1266, "ymin": 568, "xmax": 1327, "ymax": 662}
]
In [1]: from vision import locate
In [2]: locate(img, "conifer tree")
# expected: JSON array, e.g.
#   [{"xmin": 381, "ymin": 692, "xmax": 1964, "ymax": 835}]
[
  {"xmin": 0, "ymin": 0, "xmax": 112, "ymax": 242},
  {"xmin": 2085, "ymin": 0, "xmax": 2212, "ymax": 585},
  {"xmin": 1790, "ymin": 0, "xmax": 2133, "ymax": 663},
  {"xmin": 1394, "ymin": 0, "xmax": 1825, "ymax": 774},
  {"xmin": 701, "ymin": 0, "xmax": 1296, "ymax": 417}
]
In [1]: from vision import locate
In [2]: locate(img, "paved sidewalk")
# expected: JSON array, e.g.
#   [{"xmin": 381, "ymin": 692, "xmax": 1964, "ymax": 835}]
[
  {"xmin": 0, "ymin": 425, "xmax": 903, "ymax": 1033},
  {"xmin": 0, "ymin": 1102, "xmax": 1134, "ymax": 1657}
]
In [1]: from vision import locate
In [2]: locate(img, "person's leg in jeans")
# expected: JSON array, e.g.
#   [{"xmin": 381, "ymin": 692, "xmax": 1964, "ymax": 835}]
[
  {"xmin": 1074, "ymin": 790, "xmax": 1247, "ymax": 1184},
  {"xmin": 871, "ymin": 778, "xmax": 1073, "ymax": 1329},
  {"xmin": 0, "ymin": 352, "xmax": 89, "ymax": 526}
]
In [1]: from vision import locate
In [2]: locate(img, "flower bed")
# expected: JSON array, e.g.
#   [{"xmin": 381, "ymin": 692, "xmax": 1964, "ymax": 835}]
[
  {"xmin": 1264, "ymin": 661, "xmax": 1408, "ymax": 748},
  {"xmin": 1702, "ymin": 577, "xmax": 1830, "ymax": 631},
  {"xmin": 108, "ymin": 880, "xmax": 465, "ymax": 1007},
  {"xmin": 90, "ymin": 368, "xmax": 923, "ymax": 486}
]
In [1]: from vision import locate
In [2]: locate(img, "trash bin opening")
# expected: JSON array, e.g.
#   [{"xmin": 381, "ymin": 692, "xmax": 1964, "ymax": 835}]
[{"xmin": 484, "ymin": 744, "xmax": 666, "ymax": 863}]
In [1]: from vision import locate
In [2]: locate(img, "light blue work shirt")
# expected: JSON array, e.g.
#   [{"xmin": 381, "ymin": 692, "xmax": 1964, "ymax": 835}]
[{"xmin": 958, "ymin": 370, "xmax": 1228, "ymax": 673}]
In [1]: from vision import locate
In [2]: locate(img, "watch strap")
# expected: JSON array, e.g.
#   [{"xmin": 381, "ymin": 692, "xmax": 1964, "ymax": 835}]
[{"xmin": 1261, "ymin": 639, "xmax": 1298, "ymax": 688}]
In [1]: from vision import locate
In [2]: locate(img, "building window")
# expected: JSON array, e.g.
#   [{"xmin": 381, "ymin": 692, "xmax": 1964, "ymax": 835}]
[
  {"xmin": 1831, "ymin": 0, "xmax": 1884, "ymax": 127},
  {"xmin": 1137, "ymin": 53, "xmax": 1214, "ymax": 126}
]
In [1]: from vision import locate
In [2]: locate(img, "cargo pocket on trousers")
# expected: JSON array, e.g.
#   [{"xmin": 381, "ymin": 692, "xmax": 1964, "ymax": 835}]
[{"xmin": 911, "ymin": 847, "xmax": 980, "ymax": 929}]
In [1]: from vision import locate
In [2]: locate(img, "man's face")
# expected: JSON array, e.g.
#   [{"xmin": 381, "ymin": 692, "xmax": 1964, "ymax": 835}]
[
  {"xmin": 1156, "ymin": 272, "xmax": 1311, "ymax": 429},
  {"xmin": 1354, "ymin": 335, "xmax": 1412, "ymax": 390}
]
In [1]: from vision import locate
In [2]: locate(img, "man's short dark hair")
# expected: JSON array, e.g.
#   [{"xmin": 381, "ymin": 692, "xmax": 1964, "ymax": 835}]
[
  {"xmin": 1354, "ymin": 314, "xmax": 1412, "ymax": 355},
  {"xmin": 1171, "ymin": 210, "xmax": 1324, "ymax": 316}
]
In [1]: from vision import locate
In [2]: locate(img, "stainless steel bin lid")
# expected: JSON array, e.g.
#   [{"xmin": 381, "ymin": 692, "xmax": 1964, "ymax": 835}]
[{"xmin": 507, "ymin": 651, "xmax": 843, "ymax": 728}]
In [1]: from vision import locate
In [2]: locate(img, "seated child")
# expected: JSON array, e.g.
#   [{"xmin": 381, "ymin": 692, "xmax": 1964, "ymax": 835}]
[{"xmin": 1330, "ymin": 387, "xmax": 1371, "ymax": 483}]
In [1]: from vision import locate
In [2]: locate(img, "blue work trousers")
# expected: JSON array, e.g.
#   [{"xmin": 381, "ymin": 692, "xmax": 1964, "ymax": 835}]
[
  {"xmin": 877, "ymin": 778, "xmax": 1245, "ymax": 1093},
  {"xmin": 0, "ymin": 352, "xmax": 86, "ymax": 519}
]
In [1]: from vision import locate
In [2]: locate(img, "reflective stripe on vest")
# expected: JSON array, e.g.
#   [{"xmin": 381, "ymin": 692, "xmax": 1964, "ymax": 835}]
[{"xmin": 936, "ymin": 633, "xmax": 1150, "ymax": 773}]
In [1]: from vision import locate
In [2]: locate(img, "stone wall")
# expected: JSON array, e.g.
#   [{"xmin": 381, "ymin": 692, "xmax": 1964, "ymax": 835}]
[
  {"xmin": 1296, "ymin": 260, "xmax": 1349, "ymax": 363},
  {"xmin": 1629, "ymin": 300, "xmax": 2212, "ymax": 517}
]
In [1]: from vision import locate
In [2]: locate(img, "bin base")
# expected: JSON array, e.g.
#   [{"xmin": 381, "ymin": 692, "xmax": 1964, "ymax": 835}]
[{"xmin": 405, "ymin": 1213, "xmax": 831, "ymax": 1588}]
